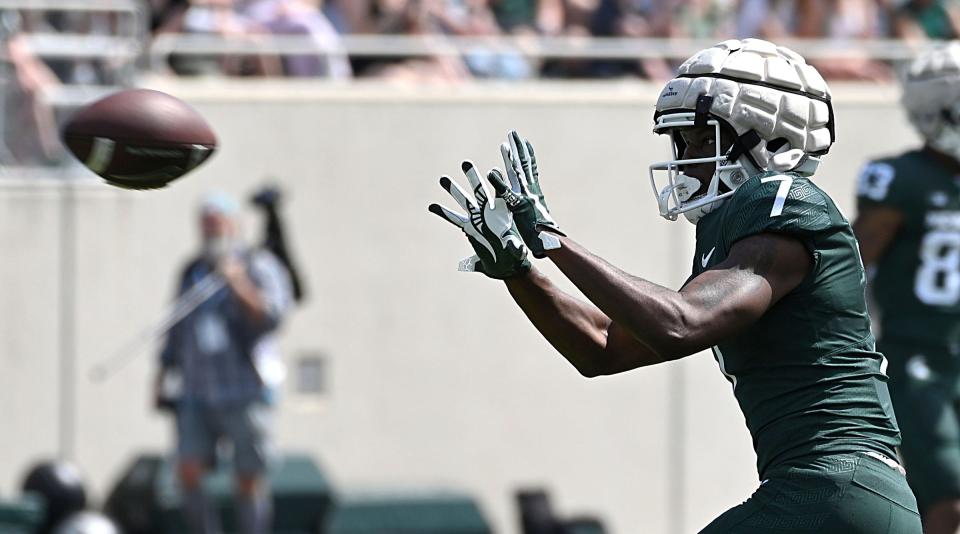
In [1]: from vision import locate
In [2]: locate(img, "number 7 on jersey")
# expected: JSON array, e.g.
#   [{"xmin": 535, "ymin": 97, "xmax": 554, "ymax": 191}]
[{"xmin": 760, "ymin": 176, "xmax": 794, "ymax": 218}]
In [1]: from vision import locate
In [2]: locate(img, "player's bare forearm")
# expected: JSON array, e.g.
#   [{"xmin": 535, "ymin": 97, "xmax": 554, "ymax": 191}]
[
  {"xmin": 543, "ymin": 236, "xmax": 702, "ymax": 359},
  {"xmin": 544, "ymin": 234, "xmax": 811, "ymax": 359},
  {"xmin": 852, "ymin": 206, "xmax": 903, "ymax": 268},
  {"xmin": 504, "ymin": 269, "xmax": 666, "ymax": 377}
]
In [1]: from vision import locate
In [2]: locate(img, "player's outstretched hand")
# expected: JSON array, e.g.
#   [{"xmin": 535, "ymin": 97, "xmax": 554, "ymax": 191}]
[
  {"xmin": 429, "ymin": 161, "xmax": 531, "ymax": 280},
  {"xmin": 491, "ymin": 130, "xmax": 565, "ymax": 258}
]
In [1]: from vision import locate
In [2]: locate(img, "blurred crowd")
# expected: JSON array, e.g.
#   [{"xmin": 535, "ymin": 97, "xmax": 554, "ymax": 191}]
[
  {"xmin": 139, "ymin": 0, "xmax": 960, "ymax": 82},
  {"xmin": 2, "ymin": 0, "xmax": 959, "ymax": 84},
  {"xmin": 2, "ymin": 0, "xmax": 957, "ymax": 166}
]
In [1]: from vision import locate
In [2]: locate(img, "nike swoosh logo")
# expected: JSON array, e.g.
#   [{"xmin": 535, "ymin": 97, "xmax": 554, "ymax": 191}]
[{"xmin": 701, "ymin": 247, "xmax": 716, "ymax": 268}]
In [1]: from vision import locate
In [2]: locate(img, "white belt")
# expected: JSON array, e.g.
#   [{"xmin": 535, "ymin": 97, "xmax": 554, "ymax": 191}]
[{"xmin": 864, "ymin": 451, "xmax": 906, "ymax": 475}]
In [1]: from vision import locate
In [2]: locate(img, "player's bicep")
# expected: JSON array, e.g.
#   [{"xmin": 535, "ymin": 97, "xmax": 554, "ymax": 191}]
[
  {"xmin": 852, "ymin": 206, "xmax": 904, "ymax": 268},
  {"xmin": 678, "ymin": 234, "xmax": 812, "ymax": 348}
]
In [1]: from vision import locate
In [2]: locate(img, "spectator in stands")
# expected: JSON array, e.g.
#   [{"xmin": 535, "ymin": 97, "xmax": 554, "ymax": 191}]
[
  {"xmin": 142, "ymin": 0, "xmax": 925, "ymax": 81},
  {"xmin": 429, "ymin": 0, "xmax": 534, "ymax": 79},
  {"xmin": 242, "ymin": 0, "xmax": 352, "ymax": 78},
  {"xmin": 0, "ymin": 10, "xmax": 63, "ymax": 166},
  {"xmin": 671, "ymin": 0, "xmax": 737, "ymax": 38},
  {"xmin": 155, "ymin": 193, "xmax": 293, "ymax": 534},
  {"xmin": 733, "ymin": 0, "xmax": 892, "ymax": 80},
  {"xmin": 539, "ymin": 0, "xmax": 605, "ymax": 78},
  {"xmin": 542, "ymin": 0, "xmax": 674, "ymax": 79},
  {"xmin": 735, "ymin": 0, "xmax": 799, "ymax": 38},
  {"xmin": 40, "ymin": 8, "xmax": 123, "ymax": 84},
  {"xmin": 808, "ymin": 0, "xmax": 894, "ymax": 81},
  {"xmin": 155, "ymin": 0, "xmax": 282, "ymax": 76},
  {"xmin": 612, "ymin": 0, "xmax": 692, "ymax": 80},
  {"xmin": 152, "ymin": 0, "xmax": 190, "ymax": 32},
  {"xmin": 323, "ymin": 0, "xmax": 377, "ymax": 33},
  {"xmin": 490, "ymin": 0, "xmax": 564, "ymax": 35},
  {"xmin": 893, "ymin": 0, "xmax": 960, "ymax": 40},
  {"xmin": 333, "ymin": 0, "xmax": 471, "ymax": 82},
  {"xmin": 486, "ymin": 0, "xmax": 562, "ymax": 80}
]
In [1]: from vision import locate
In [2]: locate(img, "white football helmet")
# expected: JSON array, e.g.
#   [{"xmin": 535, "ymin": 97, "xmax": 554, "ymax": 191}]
[
  {"xmin": 650, "ymin": 39, "xmax": 835, "ymax": 223},
  {"xmin": 901, "ymin": 41, "xmax": 960, "ymax": 162}
]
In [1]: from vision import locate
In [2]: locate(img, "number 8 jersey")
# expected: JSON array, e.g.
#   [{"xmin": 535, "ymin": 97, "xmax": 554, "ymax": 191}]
[{"xmin": 857, "ymin": 150, "xmax": 960, "ymax": 349}]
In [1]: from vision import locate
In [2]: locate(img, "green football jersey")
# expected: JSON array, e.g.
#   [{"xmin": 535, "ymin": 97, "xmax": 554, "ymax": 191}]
[
  {"xmin": 693, "ymin": 172, "xmax": 901, "ymax": 478},
  {"xmin": 857, "ymin": 150, "xmax": 960, "ymax": 350}
]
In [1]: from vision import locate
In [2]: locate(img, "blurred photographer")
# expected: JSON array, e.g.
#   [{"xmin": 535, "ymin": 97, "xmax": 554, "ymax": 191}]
[{"xmin": 155, "ymin": 193, "xmax": 293, "ymax": 534}]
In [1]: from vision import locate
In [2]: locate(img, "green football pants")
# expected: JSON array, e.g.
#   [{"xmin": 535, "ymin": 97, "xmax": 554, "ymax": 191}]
[
  {"xmin": 883, "ymin": 338, "xmax": 960, "ymax": 513},
  {"xmin": 698, "ymin": 452, "xmax": 920, "ymax": 533}
]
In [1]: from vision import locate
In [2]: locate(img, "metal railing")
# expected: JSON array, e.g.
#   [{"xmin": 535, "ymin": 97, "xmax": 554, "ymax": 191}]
[
  {"xmin": 1, "ymin": 0, "xmax": 147, "ymax": 83},
  {"xmin": 147, "ymin": 33, "xmax": 925, "ymax": 73},
  {"xmin": 22, "ymin": 32, "xmax": 141, "ymax": 60},
  {"xmin": 0, "ymin": 0, "xmax": 142, "ymax": 12}
]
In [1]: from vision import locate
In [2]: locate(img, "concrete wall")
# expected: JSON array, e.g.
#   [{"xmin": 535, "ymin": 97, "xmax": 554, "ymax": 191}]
[{"xmin": 0, "ymin": 81, "xmax": 917, "ymax": 534}]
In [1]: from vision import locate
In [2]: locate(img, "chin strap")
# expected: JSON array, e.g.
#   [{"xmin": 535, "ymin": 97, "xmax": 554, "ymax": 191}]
[
  {"xmin": 792, "ymin": 156, "xmax": 820, "ymax": 176},
  {"xmin": 769, "ymin": 149, "xmax": 805, "ymax": 171},
  {"xmin": 694, "ymin": 95, "xmax": 714, "ymax": 127},
  {"xmin": 727, "ymin": 129, "xmax": 762, "ymax": 163}
]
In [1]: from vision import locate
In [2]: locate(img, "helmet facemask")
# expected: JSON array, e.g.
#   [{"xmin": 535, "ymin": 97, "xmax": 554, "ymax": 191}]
[
  {"xmin": 901, "ymin": 42, "xmax": 960, "ymax": 163},
  {"xmin": 649, "ymin": 111, "xmax": 755, "ymax": 224},
  {"xmin": 917, "ymin": 104, "xmax": 960, "ymax": 162}
]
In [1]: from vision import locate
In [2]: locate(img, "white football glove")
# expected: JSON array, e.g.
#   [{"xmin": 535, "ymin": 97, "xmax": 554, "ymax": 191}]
[
  {"xmin": 492, "ymin": 130, "xmax": 564, "ymax": 258},
  {"xmin": 429, "ymin": 161, "xmax": 531, "ymax": 280}
]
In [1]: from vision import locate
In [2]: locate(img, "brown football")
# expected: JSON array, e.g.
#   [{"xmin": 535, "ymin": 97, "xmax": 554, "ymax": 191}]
[{"xmin": 62, "ymin": 89, "xmax": 217, "ymax": 190}]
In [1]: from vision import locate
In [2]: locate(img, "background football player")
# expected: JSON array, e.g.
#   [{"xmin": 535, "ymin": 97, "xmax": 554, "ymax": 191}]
[
  {"xmin": 430, "ymin": 39, "xmax": 921, "ymax": 533},
  {"xmin": 853, "ymin": 42, "xmax": 960, "ymax": 534}
]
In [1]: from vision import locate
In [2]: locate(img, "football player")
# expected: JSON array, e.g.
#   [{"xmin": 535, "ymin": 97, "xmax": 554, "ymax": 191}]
[
  {"xmin": 430, "ymin": 39, "xmax": 921, "ymax": 532},
  {"xmin": 853, "ymin": 42, "xmax": 960, "ymax": 534}
]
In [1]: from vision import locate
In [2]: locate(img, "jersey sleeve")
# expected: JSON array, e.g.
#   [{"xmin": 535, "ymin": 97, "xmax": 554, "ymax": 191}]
[
  {"xmin": 855, "ymin": 160, "xmax": 910, "ymax": 211},
  {"xmin": 724, "ymin": 174, "xmax": 837, "ymax": 247}
]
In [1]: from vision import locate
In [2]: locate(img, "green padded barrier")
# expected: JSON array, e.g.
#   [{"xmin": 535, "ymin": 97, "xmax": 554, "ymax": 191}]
[
  {"xmin": 564, "ymin": 518, "xmax": 607, "ymax": 534},
  {"xmin": 326, "ymin": 491, "xmax": 491, "ymax": 534},
  {"xmin": 105, "ymin": 452, "xmax": 334, "ymax": 534},
  {"xmin": 0, "ymin": 495, "xmax": 44, "ymax": 534}
]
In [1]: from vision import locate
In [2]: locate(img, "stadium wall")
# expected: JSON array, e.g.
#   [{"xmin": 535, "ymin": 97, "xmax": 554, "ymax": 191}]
[{"xmin": 0, "ymin": 81, "xmax": 913, "ymax": 534}]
